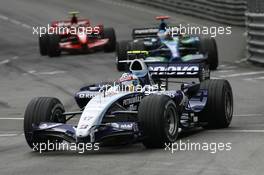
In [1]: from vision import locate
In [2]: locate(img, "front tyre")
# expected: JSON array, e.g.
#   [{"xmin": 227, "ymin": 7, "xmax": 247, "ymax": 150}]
[
  {"xmin": 198, "ymin": 79, "xmax": 233, "ymax": 128},
  {"xmin": 47, "ymin": 34, "xmax": 61, "ymax": 57},
  {"xmin": 103, "ymin": 28, "xmax": 116, "ymax": 52},
  {"xmin": 39, "ymin": 33, "xmax": 49, "ymax": 56},
  {"xmin": 24, "ymin": 97, "xmax": 66, "ymax": 151},
  {"xmin": 138, "ymin": 95, "xmax": 179, "ymax": 148}
]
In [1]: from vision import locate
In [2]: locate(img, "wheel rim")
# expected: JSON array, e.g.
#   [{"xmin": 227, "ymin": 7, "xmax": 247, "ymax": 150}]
[
  {"xmin": 224, "ymin": 90, "xmax": 233, "ymax": 122},
  {"xmin": 52, "ymin": 108, "xmax": 65, "ymax": 123},
  {"xmin": 165, "ymin": 105, "xmax": 178, "ymax": 137}
]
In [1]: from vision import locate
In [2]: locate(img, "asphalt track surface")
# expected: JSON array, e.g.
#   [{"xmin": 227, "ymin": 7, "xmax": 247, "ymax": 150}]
[{"xmin": 0, "ymin": 0, "xmax": 264, "ymax": 175}]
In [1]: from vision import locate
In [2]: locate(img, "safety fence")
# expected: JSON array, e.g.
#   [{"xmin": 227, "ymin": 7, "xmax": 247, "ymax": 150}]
[
  {"xmin": 246, "ymin": 13, "xmax": 264, "ymax": 64},
  {"xmin": 127, "ymin": 0, "xmax": 247, "ymax": 26}
]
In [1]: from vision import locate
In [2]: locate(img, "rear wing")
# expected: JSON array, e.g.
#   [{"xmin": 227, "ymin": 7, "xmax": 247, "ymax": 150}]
[
  {"xmin": 147, "ymin": 62, "xmax": 202, "ymax": 79},
  {"xmin": 132, "ymin": 16, "xmax": 170, "ymax": 39},
  {"xmin": 132, "ymin": 27, "xmax": 159, "ymax": 39},
  {"xmin": 124, "ymin": 51, "xmax": 209, "ymax": 79}
]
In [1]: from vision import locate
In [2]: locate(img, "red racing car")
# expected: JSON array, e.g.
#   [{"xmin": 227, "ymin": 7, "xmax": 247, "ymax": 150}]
[{"xmin": 39, "ymin": 12, "xmax": 116, "ymax": 57}]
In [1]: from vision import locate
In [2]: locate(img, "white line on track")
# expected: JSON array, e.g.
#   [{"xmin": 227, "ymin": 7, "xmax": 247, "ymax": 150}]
[
  {"xmin": 235, "ymin": 58, "xmax": 247, "ymax": 63},
  {"xmin": 22, "ymin": 70, "xmax": 66, "ymax": 76},
  {"xmin": 224, "ymin": 66, "xmax": 237, "ymax": 69},
  {"xmin": 37, "ymin": 71, "xmax": 66, "ymax": 75},
  {"xmin": 211, "ymin": 76, "xmax": 221, "ymax": 79},
  {"xmin": 21, "ymin": 23, "xmax": 31, "ymax": 29},
  {"xmin": 216, "ymin": 70, "xmax": 234, "ymax": 73},
  {"xmin": 207, "ymin": 130, "xmax": 264, "ymax": 133},
  {"xmin": 0, "ymin": 118, "xmax": 24, "ymax": 120},
  {"xmin": 244, "ymin": 77, "xmax": 264, "ymax": 81},
  {"xmin": 219, "ymin": 64, "xmax": 226, "ymax": 68},
  {"xmin": 0, "ymin": 56, "xmax": 19, "ymax": 66},
  {"xmin": 0, "ymin": 13, "xmax": 32, "ymax": 30},
  {"xmin": 0, "ymin": 14, "xmax": 8, "ymax": 20},
  {"xmin": 12, "ymin": 56, "xmax": 19, "ymax": 60},
  {"xmin": 234, "ymin": 114, "xmax": 263, "ymax": 117},
  {"xmin": 0, "ymin": 134, "xmax": 19, "ymax": 137},
  {"xmin": 218, "ymin": 65, "xmax": 237, "ymax": 70},
  {"xmin": 0, "ymin": 59, "xmax": 10, "ymax": 65},
  {"xmin": 219, "ymin": 71, "xmax": 264, "ymax": 78},
  {"xmin": 9, "ymin": 19, "xmax": 21, "ymax": 25}
]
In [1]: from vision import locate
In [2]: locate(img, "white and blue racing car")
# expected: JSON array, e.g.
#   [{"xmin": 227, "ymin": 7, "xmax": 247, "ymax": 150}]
[{"xmin": 24, "ymin": 59, "xmax": 233, "ymax": 151}]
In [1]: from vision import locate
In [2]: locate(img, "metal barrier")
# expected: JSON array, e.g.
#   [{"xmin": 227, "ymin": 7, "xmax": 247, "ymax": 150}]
[
  {"xmin": 247, "ymin": 0, "xmax": 264, "ymax": 13},
  {"xmin": 246, "ymin": 13, "xmax": 264, "ymax": 64},
  {"xmin": 127, "ymin": 0, "xmax": 247, "ymax": 26}
]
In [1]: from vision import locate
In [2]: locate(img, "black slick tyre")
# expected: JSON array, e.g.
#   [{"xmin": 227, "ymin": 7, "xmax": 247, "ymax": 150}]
[
  {"xmin": 138, "ymin": 95, "xmax": 179, "ymax": 148},
  {"xmin": 200, "ymin": 37, "xmax": 218, "ymax": 70},
  {"xmin": 47, "ymin": 34, "xmax": 61, "ymax": 57},
  {"xmin": 39, "ymin": 33, "xmax": 49, "ymax": 56},
  {"xmin": 103, "ymin": 28, "xmax": 116, "ymax": 52},
  {"xmin": 24, "ymin": 97, "xmax": 66, "ymax": 151},
  {"xmin": 198, "ymin": 79, "xmax": 233, "ymax": 128}
]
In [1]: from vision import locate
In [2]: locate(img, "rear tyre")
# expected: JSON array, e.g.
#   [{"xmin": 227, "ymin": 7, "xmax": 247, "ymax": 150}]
[
  {"xmin": 199, "ymin": 37, "xmax": 218, "ymax": 70},
  {"xmin": 39, "ymin": 33, "xmax": 49, "ymax": 56},
  {"xmin": 198, "ymin": 80, "xmax": 233, "ymax": 128},
  {"xmin": 48, "ymin": 34, "xmax": 61, "ymax": 57},
  {"xmin": 103, "ymin": 28, "xmax": 116, "ymax": 52},
  {"xmin": 138, "ymin": 95, "xmax": 179, "ymax": 148},
  {"xmin": 24, "ymin": 97, "xmax": 66, "ymax": 151},
  {"xmin": 116, "ymin": 40, "xmax": 130, "ymax": 71}
]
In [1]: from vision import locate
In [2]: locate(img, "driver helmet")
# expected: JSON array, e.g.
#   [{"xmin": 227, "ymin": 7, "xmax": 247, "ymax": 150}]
[
  {"xmin": 118, "ymin": 73, "xmax": 140, "ymax": 91},
  {"xmin": 71, "ymin": 14, "xmax": 78, "ymax": 24},
  {"xmin": 157, "ymin": 29, "xmax": 172, "ymax": 41},
  {"xmin": 159, "ymin": 20, "xmax": 167, "ymax": 31}
]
